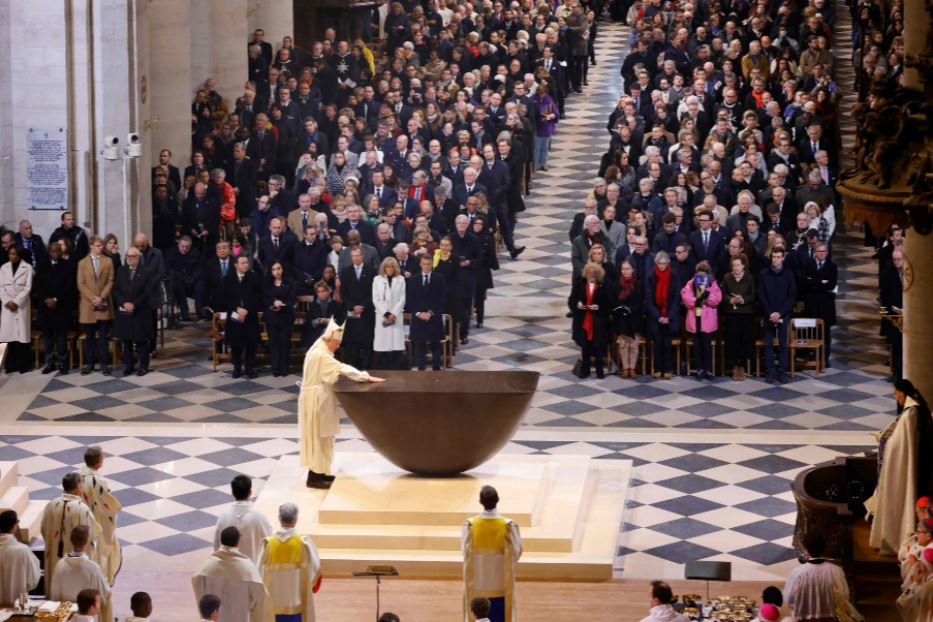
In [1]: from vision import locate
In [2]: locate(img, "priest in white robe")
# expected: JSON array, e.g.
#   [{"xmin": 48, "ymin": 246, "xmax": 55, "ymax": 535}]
[
  {"xmin": 78, "ymin": 446, "xmax": 123, "ymax": 584},
  {"xmin": 784, "ymin": 532, "xmax": 855, "ymax": 622},
  {"xmin": 193, "ymin": 526, "xmax": 266, "ymax": 622},
  {"xmin": 0, "ymin": 510, "xmax": 40, "ymax": 605},
  {"xmin": 866, "ymin": 380, "xmax": 933, "ymax": 554},
  {"xmin": 213, "ymin": 475, "xmax": 273, "ymax": 566},
  {"xmin": 40, "ymin": 472, "xmax": 101, "ymax": 591},
  {"xmin": 258, "ymin": 503, "xmax": 322, "ymax": 622},
  {"xmin": 461, "ymin": 486, "xmax": 522, "ymax": 622},
  {"xmin": 48, "ymin": 525, "xmax": 113, "ymax": 622},
  {"xmin": 298, "ymin": 319, "xmax": 383, "ymax": 488}
]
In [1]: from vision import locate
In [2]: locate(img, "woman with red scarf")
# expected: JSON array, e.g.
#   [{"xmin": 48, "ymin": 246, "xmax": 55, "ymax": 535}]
[
  {"xmin": 645, "ymin": 251, "xmax": 682, "ymax": 379},
  {"xmin": 570, "ymin": 262, "xmax": 611, "ymax": 379}
]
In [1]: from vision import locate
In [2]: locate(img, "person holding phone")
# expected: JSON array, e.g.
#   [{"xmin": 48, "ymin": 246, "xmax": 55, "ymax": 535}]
[
  {"xmin": 570, "ymin": 261, "xmax": 611, "ymax": 379},
  {"xmin": 681, "ymin": 261, "xmax": 722, "ymax": 381}
]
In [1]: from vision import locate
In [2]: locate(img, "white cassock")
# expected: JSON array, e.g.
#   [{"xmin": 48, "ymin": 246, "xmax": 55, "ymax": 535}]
[
  {"xmin": 784, "ymin": 560, "xmax": 854, "ymax": 622},
  {"xmin": 78, "ymin": 465, "xmax": 123, "ymax": 584},
  {"xmin": 298, "ymin": 332, "xmax": 370, "ymax": 475},
  {"xmin": 0, "ymin": 532, "xmax": 40, "ymax": 604},
  {"xmin": 40, "ymin": 494, "xmax": 101, "ymax": 591},
  {"xmin": 213, "ymin": 501, "xmax": 274, "ymax": 567},
  {"xmin": 461, "ymin": 509, "xmax": 523, "ymax": 622},
  {"xmin": 258, "ymin": 528, "xmax": 322, "ymax": 622},
  {"xmin": 866, "ymin": 396, "xmax": 922, "ymax": 554},
  {"xmin": 192, "ymin": 546, "xmax": 266, "ymax": 622},
  {"xmin": 49, "ymin": 553, "xmax": 113, "ymax": 622}
]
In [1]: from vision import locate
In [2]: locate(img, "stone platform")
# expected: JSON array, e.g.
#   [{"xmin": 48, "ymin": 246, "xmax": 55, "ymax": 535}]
[{"xmin": 257, "ymin": 452, "xmax": 631, "ymax": 580}]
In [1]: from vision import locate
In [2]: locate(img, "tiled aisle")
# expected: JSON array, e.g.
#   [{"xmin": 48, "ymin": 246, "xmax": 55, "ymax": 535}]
[{"xmin": 0, "ymin": 12, "xmax": 890, "ymax": 582}]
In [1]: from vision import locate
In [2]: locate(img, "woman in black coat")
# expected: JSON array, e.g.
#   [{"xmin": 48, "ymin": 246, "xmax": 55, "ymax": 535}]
[
  {"xmin": 613, "ymin": 259, "xmax": 645, "ymax": 378},
  {"xmin": 471, "ymin": 216, "xmax": 499, "ymax": 329},
  {"xmin": 570, "ymin": 261, "xmax": 612, "ymax": 379},
  {"xmin": 433, "ymin": 236, "xmax": 460, "ymax": 332},
  {"xmin": 263, "ymin": 261, "xmax": 297, "ymax": 376}
]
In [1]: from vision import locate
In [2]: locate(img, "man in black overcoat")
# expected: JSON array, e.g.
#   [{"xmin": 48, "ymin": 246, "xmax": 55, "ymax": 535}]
[
  {"xmin": 113, "ymin": 248, "xmax": 155, "ymax": 376},
  {"xmin": 35, "ymin": 242, "xmax": 76, "ymax": 374},
  {"xmin": 408, "ymin": 255, "xmax": 447, "ymax": 370},
  {"xmin": 224, "ymin": 255, "xmax": 263, "ymax": 378},
  {"xmin": 339, "ymin": 246, "xmax": 376, "ymax": 370}
]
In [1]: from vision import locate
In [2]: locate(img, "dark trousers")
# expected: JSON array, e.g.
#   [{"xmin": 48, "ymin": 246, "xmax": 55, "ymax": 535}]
[
  {"xmin": 414, "ymin": 340, "xmax": 442, "ymax": 370},
  {"xmin": 458, "ymin": 295, "xmax": 473, "ymax": 340},
  {"xmin": 495, "ymin": 203, "xmax": 516, "ymax": 252},
  {"xmin": 344, "ymin": 342, "xmax": 372, "ymax": 370},
  {"xmin": 652, "ymin": 323, "xmax": 674, "ymax": 373},
  {"xmin": 581, "ymin": 340, "xmax": 605, "ymax": 374},
  {"xmin": 569, "ymin": 55, "xmax": 586, "ymax": 90},
  {"xmin": 171, "ymin": 278, "xmax": 204, "ymax": 319},
  {"xmin": 42, "ymin": 324, "xmax": 69, "ymax": 369},
  {"xmin": 889, "ymin": 328, "xmax": 903, "ymax": 379},
  {"xmin": 824, "ymin": 322, "xmax": 833, "ymax": 363},
  {"xmin": 692, "ymin": 331, "xmax": 713, "ymax": 374},
  {"xmin": 82, "ymin": 321, "xmax": 111, "ymax": 368},
  {"xmin": 375, "ymin": 350, "xmax": 406, "ymax": 370},
  {"xmin": 725, "ymin": 313, "xmax": 754, "ymax": 367},
  {"xmin": 488, "ymin": 596, "xmax": 506, "ymax": 622},
  {"xmin": 475, "ymin": 288, "xmax": 488, "ymax": 325},
  {"xmin": 230, "ymin": 335, "xmax": 258, "ymax": 372},
  {"xmin": 763, "ymin": 316, "xmax": 789, "ymax": 375},
  {"xmin": 3, "ymin": 341, "xmax": 32, "ymax": 373},
  {"xmin": 122, "ymin": 340, "xmax": 149, "ymax": 372},
  {"xmin": 267, "ymin": 324, "xmax": 291, "ymax": 374}
]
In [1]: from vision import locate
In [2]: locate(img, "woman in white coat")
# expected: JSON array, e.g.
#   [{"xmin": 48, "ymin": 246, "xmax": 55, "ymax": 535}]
[
  {"xmin": 0, "ymin": 246, "xmax": 34, "ymax": 373},
  {"xmin": 372, "ymin": 256, "xmax": 406, "ymax": 369}
]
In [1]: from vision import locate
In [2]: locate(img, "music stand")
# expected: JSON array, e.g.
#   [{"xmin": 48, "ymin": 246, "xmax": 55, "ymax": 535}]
[
  {"xmin": 684, "ymin": 561, "xmax": 731, "ymax": 601},
  {"xmin": 353, "ymin": 565, "xmax": 399, "ymax": 621}
]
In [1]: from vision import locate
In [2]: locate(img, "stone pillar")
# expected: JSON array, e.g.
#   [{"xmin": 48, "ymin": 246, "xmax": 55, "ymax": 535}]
[
  {"xmin": 0, "ymin": 0, "xmax": 70, "ymax": 235},
  {"xmin": 148, "ymin": 0, "xmax": 192, "ymax": 173},
  {"xmin": 903, "ymin": 235, "xmax": 933, "ymax": 400},
  {"xmin": 190, "ymin": 1, "xmax": 211, "ymax": 92},
  {"xmin": 248, "ymin": 0, "xmax": 293, "ymax": 53},
  {"xmin": 210, "ymin": 0, "xmax": 248, "ymax": 108},
  {"xmin": 902, "ymin": 0, "xmax": 928, "ymax": 92}
]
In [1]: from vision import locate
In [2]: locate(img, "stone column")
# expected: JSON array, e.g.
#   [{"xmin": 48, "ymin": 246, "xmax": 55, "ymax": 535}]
[
  {"xmin": 210, "ymin": 0, "xmax": 248, "ymax": 108},
  {"xmin": 901, "ymin": 0, "xmax": 928, "ymax": 92},
  {"xmin": 248, "ymin": 0, "xmax": 293, "ymax": 53},
  {"xmin": 148, "ymin": 0, "xmax": 192, "ymax": 172},
  {"xmin": 903, "ymin": 235, "xmax": 933, "ymax": 400}
]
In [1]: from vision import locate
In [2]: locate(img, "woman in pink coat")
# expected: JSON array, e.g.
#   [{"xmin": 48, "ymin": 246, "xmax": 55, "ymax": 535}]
[{"xmin": 681, "ymin": 260, "xmax": 722, "ymax": 381}]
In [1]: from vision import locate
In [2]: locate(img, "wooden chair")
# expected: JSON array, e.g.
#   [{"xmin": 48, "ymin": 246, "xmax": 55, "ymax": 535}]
[
  {"xmin": 789, "ymin": 318, "xmax": 825, "ymax": 376},
  {"xmin": 210, "ymin": 312, "xmax": 229, "ymax": 370}
]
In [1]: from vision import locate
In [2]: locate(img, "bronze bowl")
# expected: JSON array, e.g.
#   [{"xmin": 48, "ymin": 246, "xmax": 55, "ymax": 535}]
[{"xmin": 334, "ymin": 370, "xmax": 539, "ymax": 475}]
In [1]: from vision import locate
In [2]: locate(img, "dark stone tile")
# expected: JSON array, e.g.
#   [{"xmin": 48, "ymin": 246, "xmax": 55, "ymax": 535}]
[
  {"xmin": 655, "ymin": 474, "xmax": 722, "ymax": 495},
  {"xmin": 653, "ymin": 495, "xmax": 725, "ymax": 517},
  {"xmin": 643, "ymin": 540, "xmax": 720, "ymax": 564},
  {"xmin": 138, "ymin": 533, "xmax": 210, "ymax": 556},
  {"xmin": 122, "ymin": 447, "xmax": 189, "ymax": 466},
  {"xmin": 732, "ymin": 519, "xmax": 795, "ymax": 541},
  {"xmin": 649, "ymin": 517, "xmax": 721, "ymax": 538},
  {"xmin": 729, "ymin": 541, "xmax": 798, "ymax": 565}
]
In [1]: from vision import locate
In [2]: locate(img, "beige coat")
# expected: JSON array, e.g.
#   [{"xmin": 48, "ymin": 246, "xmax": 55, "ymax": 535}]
[
  {"xmin": 77, "ymin": 254, "xmax": 114, "ymax": 323},
  {"xmin": 287, "ymin": 208, "xmax": 320, "ymax": 238},
  {"xmin": 0, "ymin": 261, "xmax": 32, "ymax": 343}
]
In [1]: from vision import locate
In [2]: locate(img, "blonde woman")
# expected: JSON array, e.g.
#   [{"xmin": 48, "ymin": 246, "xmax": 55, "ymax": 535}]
[{"xmin": 372, "ymin": 257, "xmax": 406, "ymax": 369}]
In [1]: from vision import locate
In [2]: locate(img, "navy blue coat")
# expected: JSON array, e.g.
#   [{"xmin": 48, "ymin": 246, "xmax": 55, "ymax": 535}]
[
  {"xmin": 407, "ymin": 271, "xmax": 447, "ymax": 342},
  {"xmin": 644, "ymin": 268, "xmax": 682, "ymax": 329},
  {"xmin": 449, "ymin": 232, "xmax": 481, "ymax": 297},
  {"xmin": 757, "ymin": 264, "xmax": 797, "ymax": 318}
]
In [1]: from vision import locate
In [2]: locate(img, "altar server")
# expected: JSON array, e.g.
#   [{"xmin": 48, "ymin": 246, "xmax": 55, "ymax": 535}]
[
  {"xmin": 0, "ymin": 510, "xmax": 40, "ymax": 605},
  {"xmin": 78, "ymin": 446, "xmax": 122, "ymax": 585},
  {"xmin": 258, "ymin": 503, "xmax": 322, "ymax": 622},
  {"xmin": 49, "ymin": 525, "xmax": 113, "ymax": 622},
  {"xmin": 213, "ymin": 475, "xmax": 273, "ymax": 566},
  {"xmin": 193, "ymin": 527, "xmax": 266, "ymax": 622},
  {"xmin": 783, "ymin": 532, "xmax": 853, "ymax": 622},
  {"xmin": 297, "ymin": 319, "xmax": 384, "ymax": 488},
  {"xmin": 461, "ymin": 486, "xmax": 522, "ymax": 622},
  {"xmin": 41, "ymin": 473, "xmax": 101, "ymax": 591}
]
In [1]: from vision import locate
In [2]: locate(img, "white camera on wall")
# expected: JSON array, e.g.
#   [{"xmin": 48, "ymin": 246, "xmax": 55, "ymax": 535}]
[
  {"xmin": 126, "ymin": 132, "xmax": 141, "ymax": 157},
  {"xmin": 103, "ymin": 135, "xmax": 120, "ymax": 160}
]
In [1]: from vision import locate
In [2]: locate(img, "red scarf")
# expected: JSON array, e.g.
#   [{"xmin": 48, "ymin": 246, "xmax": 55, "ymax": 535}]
[
  {"xmin": 654, "ymin": 267, "xmax": 671, "ymax": 317},
  {"xmin": 582, "ymin": 280, "xmax": 596, "ymax": 340},
  {"xmin": 618, "ymin": 274, "xmax": 636, "ymax": 302}
]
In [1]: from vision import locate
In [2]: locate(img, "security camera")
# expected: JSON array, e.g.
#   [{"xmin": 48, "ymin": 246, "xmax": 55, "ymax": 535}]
[
  {"xmin": 125, "ymin": 132, "xmax": 141, "ymax": 158},
  {"xmin": 103, "ymin": 135, "xmax": 120, "ymax": 160}
]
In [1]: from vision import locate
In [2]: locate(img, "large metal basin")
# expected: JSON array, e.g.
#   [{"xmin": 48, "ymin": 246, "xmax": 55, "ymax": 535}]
[{"xmin": 334, "ymin": 371, "xmax": 539, "ymax": 475}]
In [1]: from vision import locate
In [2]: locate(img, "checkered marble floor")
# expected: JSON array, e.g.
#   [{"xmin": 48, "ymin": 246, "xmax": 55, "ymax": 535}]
[{"xmin": 0, "ymin": 16, "xmax": 893, "ymax": 582}]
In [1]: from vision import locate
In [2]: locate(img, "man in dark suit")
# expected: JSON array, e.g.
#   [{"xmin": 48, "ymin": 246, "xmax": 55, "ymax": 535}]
[
  {"xmin": 202, "ymin": 241, "xmax": 233, "ymax": 317},
  {"xmin": 797, "ymin": 123, "xmax": 833, "ymax": 165},
  {"xmin": 246, "ymin": 113, "xmax": 277, "ymax": 176},
  {"xmin": 153, "ymin": 148, "xmax": 182, "ymax": 191},
  {"xmin": 799, "ymin": 242, "xmax": 838, "ymax": 366},
  {"xmin": 182, "ymin": 182, "xmax": 221, "ymax": 252},
  {"xmin": 450, "ymin": 215, "xmax": 481, "ymax": 344},
  {"xmin": 451, "ymin": 167, "xmax": 488, "ymax": 212},
  {"xmin": 336, "ymin": 205, "xmax": 377, "ymax": 246},
  {"xmin": 370, "ymin": 171, "xmax": 398, "ymax": 210},
  {"xmin": 133, "ymin": 233, "xmax": 165, "ymax": 356},
  {"xmin": 35, "ymin": 242, "xmax": 75, "ymax": 374},
  {"xmin": 652, "ymin": 213, "xmax": 687, "ymax": 254},
  {"xmin": 477, "ymin": 144, "xmax": 523, "ymax": 260},
  {"xmin": 49, "ymin": 211, "xmax": 90, "ymax": 259},
  {"xmin": 880, "ymin": 247, "xmax": 904, "ymax": 381},
  {"xmin": 14, "ymin": 219, "xmax": 47, "ymax": 268},
  {"xmin": 165, "ymin": 236, "xmax": 204, "ymax": 323},
  {"xmin": 688, "ymin": 210, "xmax": 725, "ymax": 267},
  {"xmin": 408, "ymin": 254, "xmax": 447, "ymax": 370},
  {"xmin": 224, "ymin": 254, "xmax": 263, "ymax": 378},
  {"xmin": 227, "ymin": 142, "xmax": 258, "ymax": 218},
  {"xmin": 249, "ymin": 29, "xmax": 273, "ymax": 66},
  {"xmin": 113, "ymin": 248, "xmax": 155, "ymax": 376},
  {"xmin": 257, "ymin": 216, "xmax": 297, "ymax": 272},
  {"xmin": 294, "ymin": 223, "xmax": 328, "ymax": 296},
  {"xmin": 339, "ymin": 247, "xmax": 376, "ymax": 370}
]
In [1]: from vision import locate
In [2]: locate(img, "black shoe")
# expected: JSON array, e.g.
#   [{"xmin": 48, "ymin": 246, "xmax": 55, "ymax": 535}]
[
  {"xmin": 42, "ymin": 365, "xmax": 56, "ymax": 375},
  {"xmin": 322, "ymin": 473, "xmax": 336, "ymax": 482},
  {"xmin": 101, "ymin": 366, "xmax": 111, "ymax": 376},
  {"xmin": 596, "ymin": 369, "xmax": 605, "ymax": 379},
  {"xmin": 475, "ymin": 322, "xmax": 483, "ymax": 329},
  {"xmin": 461, "ymin": 338, "xmax": 469, "ymax": 345},
  {"xmin": 575, "ymin": 369, "xmax": 591, "ymax": 379},
  {"xmin": 80, "ymin": 366, "xmax": 93, "ymax": 375},
  {"xmin": 695, "ymin": 371, "xmax": 704, "ymax": 382},
  {"xmin": 57, "ymin": 366, "xmax": 68, "ymax": 376},
  {"xmin": 232, "ymin": 369, "xmax": 242, "ymax": 379},
  {"xmin": 122, "ymin": 367, "xmax": 135, "ymax": 377},
  {"xmin": 510, "ymin": 246, "xmax": 526, "ymax": 260},
  {"xmin": 137, "ymin": 368, "xmax": 148, "ymax": 377},
  {"xmin": 247, "ymin": 371, "xmax": 258, "ymax": 379},
  {"xmin": 778, "ymin": 372, "xmax": 790, "ymax": 384},
  {"xmin": 705, "ymin": 371, "xmax": 715, "ymax": 381},
  {"xmin": 306, "ymin": 470, "xmax": 332, "ymax": 489},
  {"xmin": 765, "ymin": 373, "xmax": 777, "ymax": 384}
]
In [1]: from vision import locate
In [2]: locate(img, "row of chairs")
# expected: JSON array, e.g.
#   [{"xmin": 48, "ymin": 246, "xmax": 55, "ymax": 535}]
[
  {"xmin": 209, "ymin": 311, "xmax": 458, "ymax": 371},
  {"xmin": 603, "ymin": 318, "xmax": 827, "ymax": 377}
]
